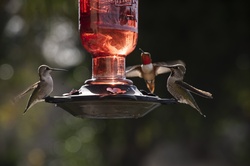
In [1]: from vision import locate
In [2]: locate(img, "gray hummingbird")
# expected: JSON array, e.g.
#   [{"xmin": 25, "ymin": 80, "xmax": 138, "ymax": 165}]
[
  {"xmin": 13, "ymin": 65, "xmax": 67, "ymax": 114},
  {"xmin": 165, "ymin": 63, "xmax": 213, "ymax": 117},
  {"xmin": 126, "ymin": 48, "xmax": 182, "ymax": 93}
]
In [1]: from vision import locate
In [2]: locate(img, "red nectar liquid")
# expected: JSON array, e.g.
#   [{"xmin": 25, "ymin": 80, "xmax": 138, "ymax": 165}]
[{"xmin": 79, "ymin": 0, "xmax": 138, "ymax": 84}]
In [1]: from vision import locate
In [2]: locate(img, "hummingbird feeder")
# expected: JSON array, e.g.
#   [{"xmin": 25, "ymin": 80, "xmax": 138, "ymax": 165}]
[{"xmin": 45, "ymin": 0, "xmax": 177, "ymax": 119}]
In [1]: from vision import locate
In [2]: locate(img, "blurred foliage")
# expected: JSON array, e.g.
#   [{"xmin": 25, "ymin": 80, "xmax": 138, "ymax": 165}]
[{"xmin": 1, "ymin": 0, "xmax": 250, "ymax": 166}]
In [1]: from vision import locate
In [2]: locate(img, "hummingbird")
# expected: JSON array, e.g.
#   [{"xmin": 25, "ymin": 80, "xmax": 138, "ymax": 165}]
[
  {"xmin": 165, "ymin": 64, "xmax": 213, "ymax": 117},
  {"xmin": 126, "ymin": 48, "xmax": 183, "ymax": 93},
  {"xmin": 13, "ymin": 65, "xmax": 67, "ymax": 114}
]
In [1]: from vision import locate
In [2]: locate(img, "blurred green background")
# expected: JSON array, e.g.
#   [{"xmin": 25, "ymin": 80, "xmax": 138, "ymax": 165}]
[{"xmin": 1, "ymin": 0, "xmax": 250, "ymax": 166}]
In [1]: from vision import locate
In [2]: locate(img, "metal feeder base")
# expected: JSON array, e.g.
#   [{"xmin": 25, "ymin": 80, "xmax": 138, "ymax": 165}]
[{"xmin": 45, "ymin": 84, "xmax": 177, "ymax": 119}]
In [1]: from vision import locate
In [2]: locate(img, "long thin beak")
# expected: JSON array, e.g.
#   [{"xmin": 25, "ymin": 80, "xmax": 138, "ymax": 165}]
[
  {"xmin": 50, "ymin": 68, "xmax": 68, "ymax": 72},
  {"xmin": 139, "ymin": 48, "xmax": 145, "ymax": 53}
]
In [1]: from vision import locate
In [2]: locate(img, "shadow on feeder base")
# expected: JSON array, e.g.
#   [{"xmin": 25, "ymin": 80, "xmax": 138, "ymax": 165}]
[{"xmin": 45, "ymin": 84, "xmax": 177, "ymax": 119}]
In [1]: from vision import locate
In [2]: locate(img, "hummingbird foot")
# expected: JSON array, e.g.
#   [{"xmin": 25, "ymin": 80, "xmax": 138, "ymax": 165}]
[
  {"xmin": 139, "ymin": 89, "xmax": 157, "ymax": 96},
  {"xmin": 169, "ymin": 98, "xmax": 179, "ymax": 104},
  {"xmin": 63, "ymin": 89, "xmax": 80, "ymax": 96}
]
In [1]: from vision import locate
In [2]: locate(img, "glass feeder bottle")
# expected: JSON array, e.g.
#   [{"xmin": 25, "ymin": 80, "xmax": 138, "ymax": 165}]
[{"xmin": 79, "ymin": 0, "xmax": 138, "ymax": 85}]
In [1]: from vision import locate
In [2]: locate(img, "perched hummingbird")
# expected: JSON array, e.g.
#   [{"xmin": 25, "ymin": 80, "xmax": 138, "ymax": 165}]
[
  {"xmin": 166, "ymin": 64, "xmax": 213, "ymax": 117},
  {"xmin": 13, "ymin": 65, "xmax": 67, "ymax": 114},
  {"xmin": 126, "ymin": 48, "xmax": 182, "ymax": 93}
]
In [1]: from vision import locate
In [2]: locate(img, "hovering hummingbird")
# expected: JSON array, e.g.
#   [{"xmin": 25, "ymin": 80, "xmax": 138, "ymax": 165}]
[
  {"xmin": 13, "ymin": 65, "xmax": 67, "ymax": 114},
  {"xmin": 165, "ymin": 63, "xmax": 213, "ymax": 117},
  {"xmin": 126, "ymin": 48, "xmax": 182, "ymax": 93}
]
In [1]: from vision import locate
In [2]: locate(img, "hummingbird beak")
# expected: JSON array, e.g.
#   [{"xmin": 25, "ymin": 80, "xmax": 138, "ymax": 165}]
[
  {"xmin": 139, "ymin": 48, "xmax": 145, "ymax": 53},
  {"xmin": 50, "ymin": 68, "xmax": 68, "ymax": 72}
]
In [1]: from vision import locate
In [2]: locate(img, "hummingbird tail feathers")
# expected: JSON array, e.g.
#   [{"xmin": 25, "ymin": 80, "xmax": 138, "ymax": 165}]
[
  {"xmin": 192, "ymin": 105, "xmax": 206, "ymax": 117},
  {"xmin": 23, "ymin": 98, "xmax": 44, "ymax": 114},
  {"xmin": 185, "ymin": 101, "xmax": 206, "ymax": 117},
  {"xmin": 177, "ymin": 91, "xmax": 206, "ymax": 117},
  {"xmin": 23, "ymin": 101, "xmax": 35, "ymax": 114},
  {"xmin": 146, "ymin": 80, "xmax": 155, "ymax": 94}
]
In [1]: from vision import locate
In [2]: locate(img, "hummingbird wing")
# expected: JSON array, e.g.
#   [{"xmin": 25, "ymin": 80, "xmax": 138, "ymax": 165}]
[
  {"xmin": 153, "ymin": 62, "xmax": 171, "ymax": 75},
  {"xmin": 154, "ymin": 60, "xmax": 186, "ymax": 75},
  {"xmin": 13, "ymin": 81, "xmax": 40, "ymax": 103},
  {"xmin": 175, "ymin": 81, "xmax": 213, "ymax": 99},
  {"xmin": 125, "ymin": 65, "xmax": 142, "ymax": 78},
  {"xmin": 157, "ymin": 60, "xmax": 186, "ymax": 67}
]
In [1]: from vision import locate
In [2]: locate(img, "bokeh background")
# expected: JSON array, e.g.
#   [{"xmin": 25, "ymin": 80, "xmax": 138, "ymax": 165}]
[{"xmin": 1, "ymin": 0, "xmax": 250, "ymax": 166}]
